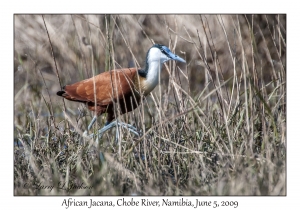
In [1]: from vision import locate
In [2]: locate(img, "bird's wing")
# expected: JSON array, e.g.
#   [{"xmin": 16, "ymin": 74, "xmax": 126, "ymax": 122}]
[{"xmin": 62, "ymin": 68, "xmax": 138, "ymax": 105}]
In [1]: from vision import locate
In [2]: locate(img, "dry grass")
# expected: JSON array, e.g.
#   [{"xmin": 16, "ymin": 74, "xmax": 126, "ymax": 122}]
[{"xmin": 14, "ymin": 14, "xmax": 286, "ymax": 195}]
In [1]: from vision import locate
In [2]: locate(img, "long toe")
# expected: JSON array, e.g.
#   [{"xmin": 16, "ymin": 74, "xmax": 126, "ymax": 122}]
[
  {"xmin": 118, "ymin": 122, "xmax": 138, "ymax": 131},
  {"xmin": 128, "ymin": 128, "xmax": 140, "ymax": 136},
  {"xmin": 117, "ymin": 122, "xmax": 140, "ymax": 136}
]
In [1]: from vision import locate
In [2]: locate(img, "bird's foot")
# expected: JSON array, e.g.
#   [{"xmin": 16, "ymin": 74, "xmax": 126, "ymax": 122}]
[
  {"xmin": 116, "ymin": 122, "xmax": 140, "ymax": 136},
  {"xmin": 82, "ymin": 120, "xmax": 141, "ymax": 144}
]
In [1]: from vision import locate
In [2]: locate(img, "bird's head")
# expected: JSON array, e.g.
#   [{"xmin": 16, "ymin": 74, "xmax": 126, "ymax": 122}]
[
  {"xmin": 138, "ymin": 44, "xmax": 186, "ymax": 93},
  {"xmin": 147, "ymin": 44, "xmax": 186, "ymax": 64}
]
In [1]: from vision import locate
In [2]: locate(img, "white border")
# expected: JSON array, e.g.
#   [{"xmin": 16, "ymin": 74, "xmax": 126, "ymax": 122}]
[{"xmin": 4, "ymin": 1, "xmax": 297, "ymax": 210}]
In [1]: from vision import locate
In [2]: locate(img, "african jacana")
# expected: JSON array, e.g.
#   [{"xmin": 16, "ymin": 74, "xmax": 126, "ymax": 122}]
[{"xmin": 57, "ymin": 44, "xmax": 186, "ymax": 139}]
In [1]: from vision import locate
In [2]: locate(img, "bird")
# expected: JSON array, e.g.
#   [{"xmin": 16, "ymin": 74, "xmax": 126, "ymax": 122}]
[{"xmin": 57, "ymin": 44, "xmax": 186, "ymax": 140}]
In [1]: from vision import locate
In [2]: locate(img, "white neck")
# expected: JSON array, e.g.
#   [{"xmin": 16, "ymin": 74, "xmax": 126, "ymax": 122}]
[
  {"xmin": 143, "ymin": 47, "xmax": 170, "ymax": 93},
  {"xmin": 144, "ymin": 60, "xmax": 162, "ymax": 93}
]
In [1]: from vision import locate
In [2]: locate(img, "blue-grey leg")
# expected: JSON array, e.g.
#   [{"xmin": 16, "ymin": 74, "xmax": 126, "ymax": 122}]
[
  {"xmin": 87, "ymin": 116, "xmax": 97, "ymax": 131},
  {"xmin": 82, "ymin": 118, "xmax": 140, "ymax": 165},
  {"xmin": 88, "ymin": 120, "xmax": 139, "ymax": 143},
  {"xmin": 82, "ymin": 115, "xmax": 97, "ymax": 137}
]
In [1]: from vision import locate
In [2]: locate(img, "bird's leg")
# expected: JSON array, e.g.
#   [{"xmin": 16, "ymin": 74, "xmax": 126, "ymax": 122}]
[
  {"xmin": 88, "ymin": 120, "xmax": 140, "ymax": 140},
  {"xmin": 94, "ymin": 121, "xmax": 139, "ymax": 165},
  {"xmin": 117, "ymin": 121, "xmax": 139, "ymax": 132},
  {"xmin": 115, "ymin": 121, "xmax": 140, "ymax": 136},
  {"xmin": 88, "ymin": 116, "xmax": 97, "ymax": 131},
  {"xmin": 82, "ymin": 115, "xmax": 97, "ymax": 137}
]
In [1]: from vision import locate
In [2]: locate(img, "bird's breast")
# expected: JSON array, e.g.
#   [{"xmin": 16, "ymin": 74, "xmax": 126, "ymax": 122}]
[{"xmin": 134, "ymin": 74, "xmax": 158, "ymax": 96}]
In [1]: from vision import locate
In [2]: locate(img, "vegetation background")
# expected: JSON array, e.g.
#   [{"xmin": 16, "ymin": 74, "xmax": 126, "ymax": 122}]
[{"xmin": 14, "ymin": 14, "xmax": 286, "ymax": 195}]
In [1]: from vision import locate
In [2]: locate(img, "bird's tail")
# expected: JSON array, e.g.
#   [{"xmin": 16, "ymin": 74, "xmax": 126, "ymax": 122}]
[{"xmin": 57, "ymin": 90, "xmax": 66, "ymax": 96}]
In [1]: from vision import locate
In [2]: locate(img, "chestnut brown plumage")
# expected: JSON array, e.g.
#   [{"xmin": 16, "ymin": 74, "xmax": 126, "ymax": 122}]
[{"xmin": 57, "ymin": 68, "xmax": 141, "ymax": 123}]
